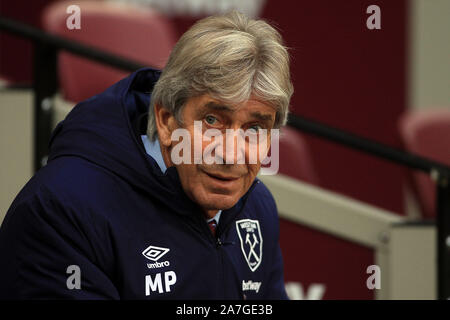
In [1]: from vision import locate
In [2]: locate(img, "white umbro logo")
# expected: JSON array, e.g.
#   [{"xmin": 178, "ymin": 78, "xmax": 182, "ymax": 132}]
[
  {"xmin": 142, "ymin": 245, "xmax": 177, "ymax": 296},
  {"xmin": 142, "ymin": 245, "xmax": 170, "ymax": 262}
]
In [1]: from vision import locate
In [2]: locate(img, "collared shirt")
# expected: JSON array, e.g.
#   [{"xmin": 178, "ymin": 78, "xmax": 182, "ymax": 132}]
[{"xmin": 141, "ymin": 135, "xmax": 221, "ymax": 225}]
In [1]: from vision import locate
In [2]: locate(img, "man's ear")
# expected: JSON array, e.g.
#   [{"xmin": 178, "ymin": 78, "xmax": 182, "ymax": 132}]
[{"xmin": 154, "ymin": 104, "xmax": 177, "ymax": 147}]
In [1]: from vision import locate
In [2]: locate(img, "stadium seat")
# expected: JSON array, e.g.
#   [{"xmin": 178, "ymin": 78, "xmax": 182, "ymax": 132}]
[
  {"xmin": 42, "ymin": 0, "xmax": 177, "ymax": 103},
  {"xmin": 399, "ymin": 108, "xmax": 450, "ymax": 218},
  {"xmin": 278, "ymin": 126, "xmax": 320, "ymax": 185}
]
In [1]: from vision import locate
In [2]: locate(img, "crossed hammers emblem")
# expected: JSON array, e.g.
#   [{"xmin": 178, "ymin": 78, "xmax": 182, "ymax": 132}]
[{"xmin": 245, "ymin": 233, "xmax": 260, "ymax": 262}]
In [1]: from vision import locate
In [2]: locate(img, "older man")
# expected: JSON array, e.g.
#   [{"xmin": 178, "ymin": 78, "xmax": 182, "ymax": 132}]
[{"xmin": 0, "ymin": 11, "xmax": 293, "ymax": 299}]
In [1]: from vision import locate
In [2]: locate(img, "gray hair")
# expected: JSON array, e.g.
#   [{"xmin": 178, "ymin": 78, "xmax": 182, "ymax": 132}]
[{"xmin": 147, "ymin": 10, "xmax": 293, "ymax": 141}]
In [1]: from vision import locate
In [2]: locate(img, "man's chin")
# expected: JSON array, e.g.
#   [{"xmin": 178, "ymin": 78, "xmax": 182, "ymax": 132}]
[{"xmin": 198, "ymin": 193, "xmax": 240, "ymax": 211}]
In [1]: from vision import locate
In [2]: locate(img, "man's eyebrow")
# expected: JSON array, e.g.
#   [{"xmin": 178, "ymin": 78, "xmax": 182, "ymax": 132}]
[
  {"xmin": 249, "ymin": 112, "xmax": 274, "ymax": 122},
  {"xmin": 203, "ymin": 102, "xmax": 234, "ymax": 112},
  {"xmin": 203, "ymin": 102, "xmax": 274, "ymax": 122}
]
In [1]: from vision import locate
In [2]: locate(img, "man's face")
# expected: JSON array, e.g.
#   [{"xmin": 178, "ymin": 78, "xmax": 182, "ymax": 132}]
[{"xmin": 157, "ymin": 94, "xmax": 276, "ymax": 216}]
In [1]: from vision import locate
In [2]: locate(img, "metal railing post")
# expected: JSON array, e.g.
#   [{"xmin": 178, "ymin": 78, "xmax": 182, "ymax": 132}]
[
  {"xmin": 437, "ymin": 171, "xmax": 450, "ymax": 299},
  {"xmin": 32, "ymin": 43, "xmax": 58, "ymax": 171}
]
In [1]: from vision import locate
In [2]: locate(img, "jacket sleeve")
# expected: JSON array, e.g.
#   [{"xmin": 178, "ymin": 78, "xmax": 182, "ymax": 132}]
[
  {"xmin": 0, "ymin": 185, "xmax": 120, "ymax": 299},
  {"xmin": 264, "ymin": 241, "xmax": 289, "ymax": 300}
]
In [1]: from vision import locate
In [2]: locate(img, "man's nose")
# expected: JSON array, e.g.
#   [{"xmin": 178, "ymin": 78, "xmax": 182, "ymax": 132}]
[{"xmin": 219, "ymin": 130, "xmax": 246, "ymax": 165}]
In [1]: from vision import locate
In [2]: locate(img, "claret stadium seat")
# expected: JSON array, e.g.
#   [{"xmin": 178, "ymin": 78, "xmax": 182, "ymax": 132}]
[
  {"xmin": 278, "ymin": 126, "xmax": 320, "ymax": 185},
  {"xmin": 42, "ymin": 0, "xmax": 177, "ymax": 103},
  {"xmin": 399, "ymin": 108, "xmax": 450, "ymax": 218}
]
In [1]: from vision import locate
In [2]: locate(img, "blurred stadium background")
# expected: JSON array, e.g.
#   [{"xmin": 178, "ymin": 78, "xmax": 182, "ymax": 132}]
[{"xmin": 1, "ymin": 0, "xmax": 449, "ymax": 299}]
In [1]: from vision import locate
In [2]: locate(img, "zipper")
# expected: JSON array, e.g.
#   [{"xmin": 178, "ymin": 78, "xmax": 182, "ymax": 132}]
[
  {"xmin": 186, "ymin": 213, "xmax": 224, "ymax": 298},
  {"xmin": 216, "ymin": 237, "xmax": 226, "ymax": 298}
]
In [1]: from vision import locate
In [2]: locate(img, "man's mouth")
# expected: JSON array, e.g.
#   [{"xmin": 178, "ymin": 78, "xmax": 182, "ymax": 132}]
[{"xmin": 203, "ymin": 171, "xmax": 240, "ymax": 181}]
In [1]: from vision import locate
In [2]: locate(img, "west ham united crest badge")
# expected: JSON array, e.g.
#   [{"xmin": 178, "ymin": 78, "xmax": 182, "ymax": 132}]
[{"xmin": 235, "ymin": 219, "xmax": 263, "ymax": 272}]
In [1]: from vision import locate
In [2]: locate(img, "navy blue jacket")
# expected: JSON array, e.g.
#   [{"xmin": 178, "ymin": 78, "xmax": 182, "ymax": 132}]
[{"xmin": 0, "ymin": 68, "xmax": 288, "ymax": 299}]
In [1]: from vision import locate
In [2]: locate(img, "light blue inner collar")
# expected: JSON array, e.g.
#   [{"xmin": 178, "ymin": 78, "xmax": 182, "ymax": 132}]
[{"xmin": 141, "ymin": 135, "xmax": 167, "ymax": 173}]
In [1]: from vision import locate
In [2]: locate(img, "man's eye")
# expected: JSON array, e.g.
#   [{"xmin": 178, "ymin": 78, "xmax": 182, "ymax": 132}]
[
  {"xmin": 248, "ymin": 124, "xmax": 263, "ymax": 132},
  {"xmin": 205, "ymin": 115, "xmax": 218, "ymax": 125}
]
